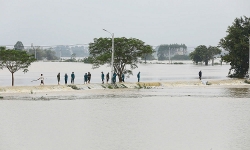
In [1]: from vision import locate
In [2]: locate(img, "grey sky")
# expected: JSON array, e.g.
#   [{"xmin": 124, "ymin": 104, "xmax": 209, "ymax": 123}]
[{"xmin": 1, "ymin": 0, "xmax": 249, "ymax": 48}]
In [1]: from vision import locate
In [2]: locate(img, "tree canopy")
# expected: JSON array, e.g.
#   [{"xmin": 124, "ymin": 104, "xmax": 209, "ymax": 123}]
[
  {"xmin": 189, "ymin": 45, "xmax": 221, "ymax": 65},
  {"xmin": 219, "ymin": 16, "xmax": 250, "ymax": 78},
  {"xmin": 14, "ymin": 41, "xmax": 24, "ymax": 50},
  {"xmin": 0, "ymin": 47, "xmax": 36, "ymax": 86},
  {"xmin": 88, "ymin": 37, "xmax": 154, "ymax": 82}
]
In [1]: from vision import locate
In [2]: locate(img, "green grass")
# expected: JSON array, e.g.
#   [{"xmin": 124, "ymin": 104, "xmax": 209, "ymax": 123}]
[
  {"xmin": 206, "ymin": 82, "xmax": 212, "ymax": 85},
  {"xmin": 244, "ymin": 80, "xmax": 250, "ymax": 84},
  {"xmin": 120, "ymin": 84, "xmax": 127, "ymax": 88}
]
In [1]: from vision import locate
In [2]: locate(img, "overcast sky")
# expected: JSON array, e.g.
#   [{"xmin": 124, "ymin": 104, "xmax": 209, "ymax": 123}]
[{"xmin": 1, "ymin": 0, "xmax": 249, "ymax": 48}]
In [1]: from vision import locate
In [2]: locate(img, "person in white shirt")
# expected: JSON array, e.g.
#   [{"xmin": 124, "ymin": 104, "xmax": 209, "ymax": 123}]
[{"xmin": 38, "ymin": 74, "xmax": 44, "ymax": 85}]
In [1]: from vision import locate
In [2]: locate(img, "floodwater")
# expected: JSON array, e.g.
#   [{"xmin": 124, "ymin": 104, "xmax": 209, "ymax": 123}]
[
  {"xmin": 0, "ymin": 61, "xmax": 229, "ymax": 86},
  {"xmin": 1, "ymin": 62, "xmax": 250, "ymax": 150}
]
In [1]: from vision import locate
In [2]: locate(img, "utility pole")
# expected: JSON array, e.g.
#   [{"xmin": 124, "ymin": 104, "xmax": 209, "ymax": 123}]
[
  {"xmin": 31, "ymin": 43, "xmax": 36, "ymax": 59},
  {"xmin": 249, "ymin": 36, "xmax": 250, "ymax": 79},
  {"xmin": 169, "ymin": 49, "xmax": 170, "ymax": 64},
  {"xmin": 103, "ymin": 29, "xmax": 115, "ymax": 83}
]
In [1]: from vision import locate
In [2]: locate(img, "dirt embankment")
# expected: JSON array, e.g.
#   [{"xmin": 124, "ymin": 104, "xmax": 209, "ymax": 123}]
[{"xmin": 0, "ymin": 79, "xmax": 249, "ymax": 94}]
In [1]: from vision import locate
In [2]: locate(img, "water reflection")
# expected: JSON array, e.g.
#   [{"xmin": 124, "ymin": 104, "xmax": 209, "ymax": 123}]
[{"xmin": 223, "ymin": 88, "xmax": 250, "ymax": 98}]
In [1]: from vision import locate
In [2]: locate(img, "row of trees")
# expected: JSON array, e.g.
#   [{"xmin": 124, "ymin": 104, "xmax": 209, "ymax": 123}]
[
  {"xmin": 27, "ymin": 48, "xmax": 58, "ymax": 60},
  {"xmin": 54, "ymin": 45, "xmax": 88, "ymax": 57},
  {"xmin": 157, "ymin": 44, "xmax": 187, "ymax": 60}
]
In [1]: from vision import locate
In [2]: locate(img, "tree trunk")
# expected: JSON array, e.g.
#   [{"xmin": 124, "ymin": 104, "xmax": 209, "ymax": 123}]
[
  {"xmin": 212, "ymin": 58, "xmax": 214, "ymax": 66},
  {"xmin": 12, "ymin": 72, "xmax": 14, "ymax": 86},
  {"xmin": 118, "ymin": 74, "xmax": 122, "ymax": 82},
  {"xmin": 205, "ymin": 60, "xmax": 208, "ymax": 66}
]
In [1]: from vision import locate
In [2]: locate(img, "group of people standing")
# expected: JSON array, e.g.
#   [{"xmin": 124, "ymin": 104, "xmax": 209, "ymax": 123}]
[
  {"xmin": 57, "ymin": 72, "xmax": 92, "ymax": 85},
  {"xmin": 57, "ymin": 72, "xmax": 77, "ymax": 85},
  {"xmin": 37, "ymin": 71, "xmax": 141, "ymax": 85}
]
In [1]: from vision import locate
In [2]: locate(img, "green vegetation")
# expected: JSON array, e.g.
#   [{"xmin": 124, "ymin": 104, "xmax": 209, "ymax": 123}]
[
  {"xmin": 171, "ymin": 54, "xmax": 190, "ymax": 60},
  {"xmin": 54, "ymin": 45, "xmax": 88, "ymax": 57},
  {"xmin": 173, "ymin": 62, "xmax": 184, "ymax": 64},
  {"xmin": 63, "ymin": 53, "xmax": 77, "ymax": 62},
  {"xmin": 0, "ymin": 47, "xmax": 36, "ymax": 86},
  {"xmin": 27, "ymin": 48, "xmax": 58, "ymax": 60},
  {"xmin": 157, "ymin": 44, "xmax": 187, "ymax": 60},
  {"xmin": 219, "ymin": 16, "xmax": 250, "ymax": 78},
  {"xmin": 14, "ymin": 41, "xmax": 24, "ymax": 50},
  {"xmin": 141, "ymin": 49, "xmax": 156, "ymax": 63},
  {"xmin": 120, "ymin": 84, "xmax": 127, "ymax": 88},
  {"xmin": 244, "ymin": 80, "xmax": 250, "ymax": 84},
  {"xmin": 189, "ymin": 45, "xmax": 221, "ymax": 65},
  {"xmin": 82, "ymin": 57, "xmax": 94, "ymax": 64},
  {"xmin": 88, "ymin": 37, "xmax": 154, "ymax": 82}
]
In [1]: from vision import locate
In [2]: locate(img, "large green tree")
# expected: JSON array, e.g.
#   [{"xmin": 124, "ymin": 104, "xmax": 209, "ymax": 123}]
[
  {"xmin": 189, "ymin": 45, "xmax": 221, "ymax": 65},
  {"xmin": 219, "ymin": 16, "xmax": 250, "ymax": 78},
  {"xmin": 88, "ymin": 37, "xmax": 154, "ymax": 82},
  {"xmin": 0, "ymin": 47, "xmax": 36, "ymax": 86}
]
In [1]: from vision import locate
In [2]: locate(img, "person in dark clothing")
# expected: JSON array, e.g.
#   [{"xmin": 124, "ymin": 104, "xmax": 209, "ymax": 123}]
[
  {"xmin": 137, "ymin": 72, "xmax": 140, "ymax": 82},
  {"xmin": 71, "ymin": 72, "xmax": 75, "ymax": 84},
  {"xmin": 199, "ymin": 70, "xmax": 202, "ymax": 80},
  {"xmin": 101, "ymin": 72, "xmax": 105, "ymax": 84},
  {"xmin": 112, "ymin": 72, "xmax": 117, "ymax": 84},
  {"xmin": 87, "ymin": 72, "xmax": 91, "ymax": 83},
  {"xmin": 84, "ymin": 73, "xmax": 88, "ymax": 84},
  {"xmin": 64, "ymin": 73, "xmax": 68, "ymax": 84},
  {"xmin": 57, "ymin": 73, "xmax": 60, "ymax": 85},
  {"xmin": 106, "ymin": 72, "xmax": 109, "ymax": 83},
  {"xmin": 122, "ymin": 73, "xmax": 125, "ymax": 82}
]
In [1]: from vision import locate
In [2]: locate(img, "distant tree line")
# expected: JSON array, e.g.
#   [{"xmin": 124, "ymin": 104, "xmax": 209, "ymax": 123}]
[
  {"xmin": 54, "ymin": 45, "xmax": 88, "ymax": 57},
  {"xmin": 27, "ymin": 48, "xmax": 58, "ymax": 60},
  {"xmin": 157, "ymin": 44, "xmax": 187, "ymax": 60}
]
